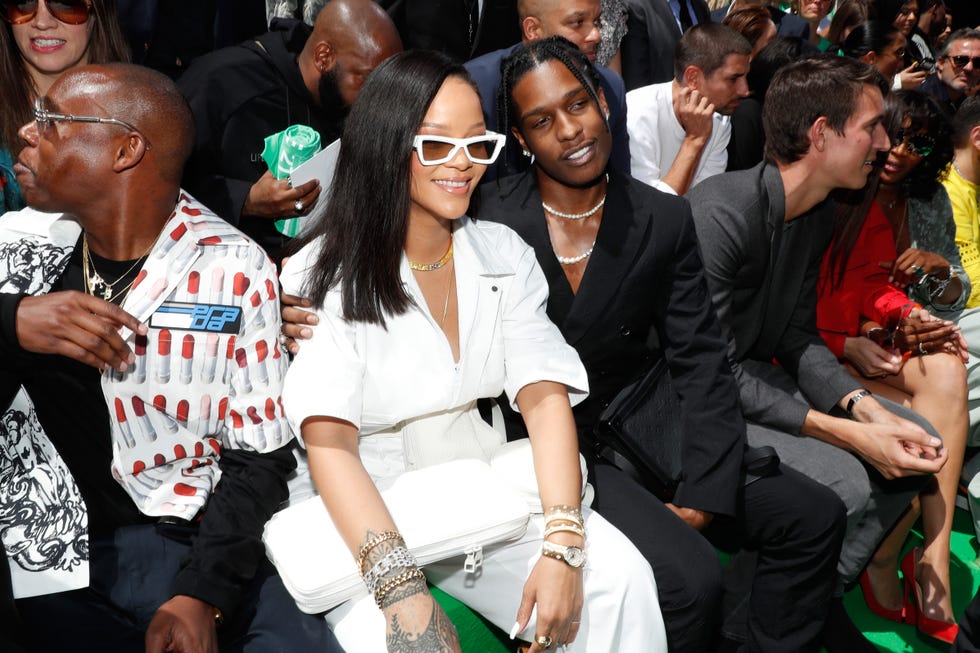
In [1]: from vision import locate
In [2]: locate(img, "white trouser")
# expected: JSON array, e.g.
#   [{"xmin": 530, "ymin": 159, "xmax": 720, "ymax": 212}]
[{"xmin": 324, "ymin": 506, "xmax": 666, "ymax": 653}]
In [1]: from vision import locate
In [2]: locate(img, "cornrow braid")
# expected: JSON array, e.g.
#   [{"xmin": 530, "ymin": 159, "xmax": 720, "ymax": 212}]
[{"xmin": 496, "ymin": 36, "xmax": 606, "ymax": 178}]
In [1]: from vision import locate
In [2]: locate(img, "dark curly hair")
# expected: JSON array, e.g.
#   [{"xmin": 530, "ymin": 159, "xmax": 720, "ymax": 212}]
[{"xmin": 883, "ymin": 90, "xmax": 953, "ymax": 199}]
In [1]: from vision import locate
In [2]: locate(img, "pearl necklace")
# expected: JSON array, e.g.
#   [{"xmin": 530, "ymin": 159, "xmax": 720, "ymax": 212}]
[
  {"xmin": 555, "ymin": 241, "xmax": 596, "ymax": 265},
  {"xmin": 542, "ymin": 196, "xmax": 605, "ymax": 220},
  {"xmin": 541, "ymin": 175, "xmax": 609, "ymax": 220}
]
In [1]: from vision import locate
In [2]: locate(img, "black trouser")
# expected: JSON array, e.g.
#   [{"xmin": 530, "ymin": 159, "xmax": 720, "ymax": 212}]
[
  {"xmin": 593, "ymin": 462, "xmax": 846, "ymax": 653},
  {"xmin": 954, "ymin": 588, "xmax": 980, "ymax": 652},
  {"xmin": 16, "ymin": 523, "xmax": 338, "ymax": 653}
]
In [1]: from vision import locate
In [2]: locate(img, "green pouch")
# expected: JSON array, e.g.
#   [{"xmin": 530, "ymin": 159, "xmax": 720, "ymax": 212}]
[{"xmin": 261, "ymin": 124, "xmax": 321, "ymax": 237}]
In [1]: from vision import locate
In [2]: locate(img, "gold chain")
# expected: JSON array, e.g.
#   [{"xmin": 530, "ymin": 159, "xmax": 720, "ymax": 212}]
[{"xmin": 408, "ymin": 237, "xmax": 453, "ymax": 271}]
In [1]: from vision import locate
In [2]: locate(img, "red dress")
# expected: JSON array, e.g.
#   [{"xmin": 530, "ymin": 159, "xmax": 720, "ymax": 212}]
[{"xmin": 817, "ymin": 202, "xmax": 919, "ymax": 359}]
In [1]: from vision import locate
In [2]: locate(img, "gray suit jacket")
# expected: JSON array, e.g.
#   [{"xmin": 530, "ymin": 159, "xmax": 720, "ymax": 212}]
[{"xmin": 686, "ymin": 162, "xmax": 862, "ymax": 434}]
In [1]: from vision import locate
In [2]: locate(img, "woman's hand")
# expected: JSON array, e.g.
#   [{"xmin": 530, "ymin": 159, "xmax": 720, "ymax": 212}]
[
  {"xmin": 381, "ymin": 580, "xmax": 460, "ymax": 653},
  {"xmin": 514, "ymin": 556, "xmax": 584, "ymax": 652},
  {"xmin": 883, "ymin": 249, "xmax": 950, "ymax": 288},
  {"xmin": 843, "ymin": 336, "xmax": 904, "ymax": 378},
  {"xmin": 893, "ymin": 308, "xmax": 968, "ymax": 360},
  {"xmin": 897, "ymin": 63, "xmax": 928, "ymax": 90}
]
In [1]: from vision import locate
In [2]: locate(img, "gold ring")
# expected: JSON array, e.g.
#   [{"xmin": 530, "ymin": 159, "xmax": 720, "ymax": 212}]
[{"xmin": 536, "ymin": 634, "xmax": 554, "ymax": 649}]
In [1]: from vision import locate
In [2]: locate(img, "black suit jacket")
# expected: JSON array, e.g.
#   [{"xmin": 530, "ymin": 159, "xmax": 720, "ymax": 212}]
[
  {"xmin": 379, "ymin": 0, "xmax": 520, "ymax": 62},
  {"xmin": 621, "ymin": 0, "xmax": 711, "ymax": 90},
  {"xmin": 476, "ymin": 170, "xmax": 745, "ymax": 516}
]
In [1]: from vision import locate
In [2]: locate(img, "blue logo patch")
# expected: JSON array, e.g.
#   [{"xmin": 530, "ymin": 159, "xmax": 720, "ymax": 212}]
[{"xmin": 149, "ymin": 302, "xmax": 242, "ymax": 334}]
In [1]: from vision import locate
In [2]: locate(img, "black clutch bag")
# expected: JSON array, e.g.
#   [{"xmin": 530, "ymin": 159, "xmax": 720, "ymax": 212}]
[
  {"xmin": 594, "ymin": 357, "xmax": 684, "ymax": 501},
  {"xmin": 595, "ymin": 358, "xmax": 781, "ymax": 502}
]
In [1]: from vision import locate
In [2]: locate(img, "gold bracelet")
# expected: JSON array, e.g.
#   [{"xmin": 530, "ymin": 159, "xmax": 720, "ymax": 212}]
[
  {"xmin": 357, "ymin": 530, "xmax": 402, "ymax": 575},
  {"xmin": 374, "ymin": 567, "xmax": 426, "ymax": 609}
]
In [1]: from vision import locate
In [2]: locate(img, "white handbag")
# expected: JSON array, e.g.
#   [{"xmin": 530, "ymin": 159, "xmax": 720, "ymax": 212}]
[{"xmin": 263, "ymin": 456, "xmax": 531, "ymax": 613}]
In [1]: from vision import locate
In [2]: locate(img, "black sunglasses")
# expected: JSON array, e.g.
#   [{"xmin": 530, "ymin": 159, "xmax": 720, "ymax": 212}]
[
  {"xmin": 892, "ymin": 128, "xmax": 934, "ymax": 157},
  {"xmin": 0, "ymin": 0, "xmax": 91, "ymax": 25},
  {"xmin": 947, "ymin": 55, "xmax": 980, "ymax": 70}
]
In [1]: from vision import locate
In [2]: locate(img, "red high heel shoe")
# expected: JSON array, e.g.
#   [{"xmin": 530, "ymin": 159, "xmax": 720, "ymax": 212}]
[
  {"xmin": 858, "ymin": 569, "xmax": 909, "ymax": 623},
  {"xmin": 900, "ymin": 549, "xmax": 959, "ymax": 644}
]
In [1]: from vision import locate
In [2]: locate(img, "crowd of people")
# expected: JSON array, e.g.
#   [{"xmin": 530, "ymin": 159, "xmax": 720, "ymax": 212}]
[{"xmin": 3, "ymin": 0, "xmax": 980, "ymax": 652}]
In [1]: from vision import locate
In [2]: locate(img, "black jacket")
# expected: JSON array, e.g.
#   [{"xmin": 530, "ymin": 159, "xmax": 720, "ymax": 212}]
[
  {"xmin": 621, "ymin": 0, "xmax": 712, "ymax": 90},
  {"xmin": 379, "ymin": 0, "xmax": 519, "ymax": 62},
  {"xmin": 179, "ymin": 19, "xmax": 342, "ymax": 259},
  {"xmin": 476, "ymin": 170, "xmax": 745, "ymax": 516}
]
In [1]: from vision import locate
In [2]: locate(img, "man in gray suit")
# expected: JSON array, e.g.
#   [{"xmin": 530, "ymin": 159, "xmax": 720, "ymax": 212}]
[{"xmin": 687, "ymin": 55, "xmax": 948, "ymax": 631}]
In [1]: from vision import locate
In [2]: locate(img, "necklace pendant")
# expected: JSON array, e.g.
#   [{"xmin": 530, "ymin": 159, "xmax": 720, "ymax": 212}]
[{"xmin": 89, "ymin": 271, "xmax": 111, "ymax": 300}]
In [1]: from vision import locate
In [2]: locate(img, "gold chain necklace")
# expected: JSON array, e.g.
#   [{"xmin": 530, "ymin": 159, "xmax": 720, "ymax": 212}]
[
  {"xmin": 409, "ymin": 237, "xmax": 453, "ymax": 271},
  {"xmin": 82, "ymin": 233, "xmax": 151, "ymax": 303},
  {"xmin": 440, "ymin": 260, "xmax": 455, "ymax": 327}
]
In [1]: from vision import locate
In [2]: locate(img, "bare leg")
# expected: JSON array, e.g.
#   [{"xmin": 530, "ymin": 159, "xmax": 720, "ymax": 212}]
[
  {"xmin": 864, "ymin": 501, "xmax": 918, "ymax": 611},
  {"xmin": 862, "ymin": 352, "xmax": 967, "ymax": 623}
]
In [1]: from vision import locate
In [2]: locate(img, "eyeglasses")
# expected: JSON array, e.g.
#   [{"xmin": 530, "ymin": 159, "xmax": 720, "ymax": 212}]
[
  {"xmin": 33, "ymin": 98, "xmax": 152, "ymax": 150},
  {"xmin": 891, "ymin": 128, "xmax": 934, "ymax": 157},
  {"xmin": 0, "ymin": 0, "xmax": 91, "ymax": 25},
  {"xmin": 412, "ymin": 132, "xmax": 506, "ymax": 166},
  {"xmin": 947, "ymin": 55, "xmax": 980, "ymax": 70}
]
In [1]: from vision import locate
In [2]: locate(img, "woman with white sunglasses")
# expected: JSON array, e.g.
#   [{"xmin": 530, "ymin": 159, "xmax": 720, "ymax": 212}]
[{"xmin": 279, "ymin": 49, "xmax": 665, "ymax": 653}]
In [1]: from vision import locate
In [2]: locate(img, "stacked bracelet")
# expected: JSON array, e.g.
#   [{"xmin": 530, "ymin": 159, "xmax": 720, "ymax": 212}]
[
  {"xmin": 544, "ymin": 505, "xmax": 584, "ymax": 528},
  {"xmin": 374, "ymin": 567, "xmax": 426, "ymax": 609},
  {"xmin": 543, "ymin": 522, "xmax": 586, "ymax": 540},
  {"xmin": 543, "ymin": 504, "xmax": 586, "ymax": 547},
  {"xmin": 356, "ymin": 530, "xmax": 402, "ymax": 575},
  {"xmin": 363, "ymin": 546, "xmax": 418, "ymax": 595}
]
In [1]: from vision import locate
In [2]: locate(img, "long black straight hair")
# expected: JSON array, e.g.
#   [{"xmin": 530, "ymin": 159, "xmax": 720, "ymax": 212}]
[{"xmin": 289, "ymin": 50, "xmax": 477, "ymax": 325}]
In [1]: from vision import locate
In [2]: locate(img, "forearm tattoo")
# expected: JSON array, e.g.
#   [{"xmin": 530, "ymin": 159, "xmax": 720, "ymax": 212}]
[
  {"xmin": 386, "ymin": 592, "xmax": 460, "ymax": 653},
  {"xmin": 360, "ymin": 529, "xmax": 409, "ymax": 574}
]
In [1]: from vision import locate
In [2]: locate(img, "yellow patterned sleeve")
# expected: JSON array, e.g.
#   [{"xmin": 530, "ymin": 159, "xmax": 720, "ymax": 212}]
[{"xmin": 946, "ymin": 174, "xmax": 980, "ymax": 308}]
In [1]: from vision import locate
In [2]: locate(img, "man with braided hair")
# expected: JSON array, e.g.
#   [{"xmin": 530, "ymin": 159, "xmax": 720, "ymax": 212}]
[{"xmin": 464, "ymin": 0, "xmax": 630, "ymax": 182}]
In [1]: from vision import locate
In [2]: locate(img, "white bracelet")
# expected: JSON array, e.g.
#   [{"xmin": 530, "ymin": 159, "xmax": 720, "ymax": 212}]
[
  {"xmin": 544, "ymin": 509, "xmax": 584, "ymax": 528},
  {"xmin": 543, "ymin": 523, "xmax": 586, "ymax": 540}
]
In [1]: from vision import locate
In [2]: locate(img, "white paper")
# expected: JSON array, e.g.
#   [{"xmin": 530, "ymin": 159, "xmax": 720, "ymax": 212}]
[{"xmin": 289, "ymin": 138, "xmax": 340, "ymax": 235}]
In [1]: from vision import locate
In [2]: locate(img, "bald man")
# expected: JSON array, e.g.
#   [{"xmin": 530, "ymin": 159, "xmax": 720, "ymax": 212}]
[
  {"xmin": 464, "ymin": 0, "xmax": 630, "ymax": 182},
  {"xmin": 0, "ymin": 64, "xmax": 339, "ymax": 652},
  {"xmin": 179, "ymin": 0, "xmax": 402, "ymax": 260}
]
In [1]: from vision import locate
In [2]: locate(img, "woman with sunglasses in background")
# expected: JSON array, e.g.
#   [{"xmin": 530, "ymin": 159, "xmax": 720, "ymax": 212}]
[
  {"xmin": 0, "ymin": 0, "xmax": 128, "ymax": 213},
  {"xmin": 816, "ymin": 89, "xmax": 969, "ymax": 644},
  {"xmin": 279, "ymin": 49, "xmax": 666, "ymax": 653}
]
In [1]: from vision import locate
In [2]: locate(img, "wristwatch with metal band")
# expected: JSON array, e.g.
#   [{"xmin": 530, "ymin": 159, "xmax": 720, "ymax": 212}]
[{"xmin": 541, "ymin": 540, "xmax": 587, "ymax": 568}]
